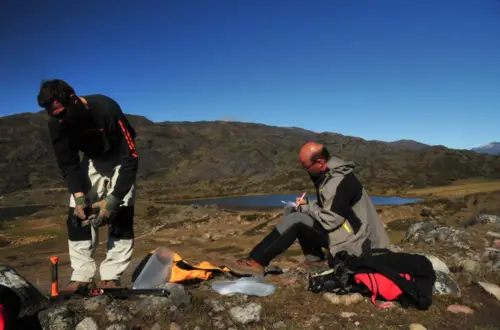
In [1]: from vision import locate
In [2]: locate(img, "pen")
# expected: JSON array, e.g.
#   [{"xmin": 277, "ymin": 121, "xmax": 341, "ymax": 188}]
[{"xmin": 296, "ymin": 192, "xmax": 306, "ymax": 210}]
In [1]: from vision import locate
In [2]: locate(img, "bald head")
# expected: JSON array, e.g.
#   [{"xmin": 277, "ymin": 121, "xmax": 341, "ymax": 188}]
[{"xmin": 299, "ymin": 142, "xmax": 330, "ymax": 174}]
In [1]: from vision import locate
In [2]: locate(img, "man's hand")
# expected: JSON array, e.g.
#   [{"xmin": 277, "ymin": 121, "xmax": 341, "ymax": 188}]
[
  {"xmin": 73, "ymin": 195, "xmax": 88, "ymax": 220},
  {"xmin": 90, "ymin": 195, "xmax": 121, "ymax": 227},
  {"xmin": 295, "ymin": 192, "xmax": 308, "ymax": 210}
]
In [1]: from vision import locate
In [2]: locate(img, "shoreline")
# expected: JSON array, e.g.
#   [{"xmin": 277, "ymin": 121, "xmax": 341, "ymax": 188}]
[{"xmin": 154, "ymin": 190, "xmax": 421, "ymax": 204}]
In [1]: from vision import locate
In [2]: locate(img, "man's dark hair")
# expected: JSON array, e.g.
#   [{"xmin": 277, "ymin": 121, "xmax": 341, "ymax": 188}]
[
  {"xmin": 311, "ymin": 145, "xmax": 331, "ymax": 162},
  {"xmin": 37, "ymin": 79, "xmax": 76, "ymax": 109}
]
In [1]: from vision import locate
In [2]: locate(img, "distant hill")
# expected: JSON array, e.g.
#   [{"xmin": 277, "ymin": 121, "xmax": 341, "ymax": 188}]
[
  {"xmin": 386, "ymin": 139, "xmax": 429, "ymax": 151},
  {"xmin": 1, "ymin": 111, "xmax": 500, "ymax": 199},
  {"xmin": 471, "ymin": 142, "xmax": 500, "ymax": 156}
]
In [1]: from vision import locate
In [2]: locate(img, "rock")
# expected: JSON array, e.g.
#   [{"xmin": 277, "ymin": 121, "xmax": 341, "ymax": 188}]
[
  {"xmin": 105, "ymin": 325, "xmax": 130, "ymax": 330},
  {"xmin": 433, "ymin": 271, "xmax": 461, "ymax": 298},
  {"xmin": 239, "ymin": 213, "xmax": 259, "ymax": 221},
  {"xmin": 409, "ymin": 324, "xmax": 427, "ymax": 330},
  {"xmin": 135, "ymin": 283, "xmax": 191, "ymax": 316},
  {"xmin": 477, "ymin": 281, "xmax": 500, "ymax": 302},
  {"xmin": 83, "ymin": 295, "xmax": 112, "ymax": 312},
  {"xmin": 170, "ymin": 322, "xmax": 182, "ymax": 330},
  {"xmin": 75, "ymin": 317, "xmax": 98, "ymax": 330},
  {"xmin": 446, "ymin": 304, "xmax": 474, "ymax": 315},
  {"xmin": 151, "ymin": 324, "xmax": 163, "ymax": 330},
  {"xmin": 483, "ymin": 248, "xmax": 500, "ymax": 262},
  {"xmin": 212, "ymin": 320, "xmax": 226, "ymax": 329},
  {"xmin": 339, "ymin": 312, "xmax": 357, "ymax": 318},
  {"xmin": 388, "ymin": 244, "xmax": 403, "ymax": 252},
  {"xmin": 38, "ymin": 306, "xmax": 75, "ymax": 330},
  {"xmin": 403, "ymin": 221, "xmax": 466, "ymax": 245},
  {"xmin": 205, "ymin": 298, "xmax": 225, "ymax": 312},
  {"xmin": 156, "ymin": 283, "xmax": 191, "ymax": 306},
  {"xmin": 273, "ymin": 321, "xmax": 287, "ymax": 328},
  {"xmin": 229, "ymin": 302, "xmax": 263, "ymax": 324},
  {"xmin": 323, "ymin": 293, "xmax": 364, "ymax": 305},
  {"xmin": 304, "ymin": 315, "xmax": 321, "ymax": 327},
  {"xmin": 134, "ymin": 296, "xmax": 170, "ymax": 317},
  {"xmin": 486, "ymin": 231, "xmax": 500, "ymax": 239},
  {"xmin": 470, "ymin": 214, "xmax": 500, "ymax": 226},
  {"xmin": 106, "ymin": 304, "xmax": 133, "ymax": 323},
  {"xmin": 459, "ymin": 259, "xmax": 480, "ymax": 273},
  {"xmin": 424, "ymin": 255, "xmax": 450, "ymax": 274},
  {"xmin": 420, "ymin": 207, "xmax": 434, "ymax": 217},
  {"xmin": 452, "ymin": 241, "xmax": 471, "ymax": 250}
]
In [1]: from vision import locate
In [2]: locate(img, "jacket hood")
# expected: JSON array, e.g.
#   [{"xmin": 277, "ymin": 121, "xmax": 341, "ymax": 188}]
[{"xmin": 326, "ymin": 156, "xmax": 356, "ymax": 176}]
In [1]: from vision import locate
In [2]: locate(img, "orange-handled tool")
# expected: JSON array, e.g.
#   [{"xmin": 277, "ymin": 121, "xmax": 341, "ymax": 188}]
[{"xmin": 50, "ymin": 256, "xmax": 59, "ymax": 297}]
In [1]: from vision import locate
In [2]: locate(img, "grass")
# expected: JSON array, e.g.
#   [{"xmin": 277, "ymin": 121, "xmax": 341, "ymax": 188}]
[{"xmin": 405, "ymin": 177, "xmax": 500, "ymax": 198}]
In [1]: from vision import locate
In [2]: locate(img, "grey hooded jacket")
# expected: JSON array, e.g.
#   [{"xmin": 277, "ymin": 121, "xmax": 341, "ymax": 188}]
[{"xmin": 299, "ymin": 156, "xmax": 390, "ymax": 257}]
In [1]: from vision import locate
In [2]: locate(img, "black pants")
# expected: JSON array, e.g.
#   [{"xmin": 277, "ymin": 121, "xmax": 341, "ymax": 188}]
[{"xmin": 249, "ymin": 210, "xmax": 330, "ymax": 267}]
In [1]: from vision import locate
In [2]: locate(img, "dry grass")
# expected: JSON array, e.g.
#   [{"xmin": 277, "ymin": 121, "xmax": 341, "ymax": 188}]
[{"xmin": 406, "ymin": 178, "xmax": 500, "ymax": 198}]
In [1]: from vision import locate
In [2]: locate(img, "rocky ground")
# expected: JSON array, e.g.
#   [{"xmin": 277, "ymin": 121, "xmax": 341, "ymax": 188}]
[{"xmin": 1, "ymin": 191, "xmax": 500, "ymax": 329}]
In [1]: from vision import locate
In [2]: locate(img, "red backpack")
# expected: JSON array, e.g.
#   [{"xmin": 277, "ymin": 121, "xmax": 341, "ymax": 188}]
[
  {"xmin": 354, "ymin": 272, "xmax": 413, "ymax": 308},
  {"xmin": 327, "ymin": 248, "xmax": 437, "ymax": 310}
]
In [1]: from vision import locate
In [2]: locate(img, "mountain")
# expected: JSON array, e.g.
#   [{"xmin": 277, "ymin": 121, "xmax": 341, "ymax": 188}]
[
  {"xmin": 386, "ymin": 139, "xmax": 429, "ymax": 151},
  {"xmin": 1, "ymin": 111, "xmax": 500, "ymax": 200},
  {"xmin": 471, "ymin": 142, "xmax": 500, "ymax": 156}
]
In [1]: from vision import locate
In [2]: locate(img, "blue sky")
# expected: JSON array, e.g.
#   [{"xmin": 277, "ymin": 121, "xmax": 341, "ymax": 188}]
[{"xmin": 1, "ymin": 0, "xmax": 499, "ymax": 149}]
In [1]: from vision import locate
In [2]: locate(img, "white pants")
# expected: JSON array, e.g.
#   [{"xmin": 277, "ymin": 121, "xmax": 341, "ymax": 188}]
[{"xmin": 67, "ymin": 157, "xmax": 136, "ymax": 283}]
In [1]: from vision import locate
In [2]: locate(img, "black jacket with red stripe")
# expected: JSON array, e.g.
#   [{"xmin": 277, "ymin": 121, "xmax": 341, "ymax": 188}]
[{"xmin": 47, "ymin": 94, "xmax": 138, "ymax": 201}]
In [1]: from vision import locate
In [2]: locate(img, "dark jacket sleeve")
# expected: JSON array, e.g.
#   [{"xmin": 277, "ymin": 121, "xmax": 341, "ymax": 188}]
[
  {"xmin": 108, "ymin": 112, "xmax": 139, "ymax": 201},
  {"xmin": 48, "ymin": 120, "xmax": 85, "ymax": 195}
]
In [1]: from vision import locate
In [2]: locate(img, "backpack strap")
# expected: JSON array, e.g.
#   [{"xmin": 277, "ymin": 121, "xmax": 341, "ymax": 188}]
[
  {"xmin": 361, "ymin": 247, "xmax": 394, "ymax": 257},
  {"xmin": 365, "ymin": 273, "xmax": 394, "ymax": 309}
]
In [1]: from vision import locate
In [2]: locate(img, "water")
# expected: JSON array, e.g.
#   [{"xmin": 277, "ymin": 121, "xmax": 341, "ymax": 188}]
[{"xmin": 174, "ymin": 194, "xmax": 423, "ymax": 209}]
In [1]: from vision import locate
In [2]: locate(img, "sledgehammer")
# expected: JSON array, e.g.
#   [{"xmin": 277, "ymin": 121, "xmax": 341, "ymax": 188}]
[{"xmin": 49, "ymin": 256, "xmax": 59, "ymax": 297}]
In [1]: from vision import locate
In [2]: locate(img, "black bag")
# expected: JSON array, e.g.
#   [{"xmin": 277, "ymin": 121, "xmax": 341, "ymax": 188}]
[{"xmin": 325, "ymin": 248, "xmax": 436, "ymax": 310}]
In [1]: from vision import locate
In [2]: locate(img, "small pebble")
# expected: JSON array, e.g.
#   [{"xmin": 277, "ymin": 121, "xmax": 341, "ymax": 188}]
[
  {"xmin": 446, "ymin": 304, "xmax": 474, "ymax": 315},
  {"xmin": 170, "ymin": 322, "xmax": 181, "ymax": 330},
  {"xmin": 339, "ymin": 312, "xmax": 357, "ymax": 318},
  {"xmin": 409, "ymin": 323, "xmax": 427, "ymax": 330}
]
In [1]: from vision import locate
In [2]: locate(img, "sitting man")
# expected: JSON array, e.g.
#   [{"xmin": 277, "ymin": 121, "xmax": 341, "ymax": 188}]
[{"xmin": 226, "ymin": 142, "xmax": 390, "ymax": 275}]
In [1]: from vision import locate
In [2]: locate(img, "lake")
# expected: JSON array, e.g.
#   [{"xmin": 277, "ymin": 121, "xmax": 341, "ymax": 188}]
[{"xmin": 173, "ymin": 194, "xmax": 423, "ymax": 210}]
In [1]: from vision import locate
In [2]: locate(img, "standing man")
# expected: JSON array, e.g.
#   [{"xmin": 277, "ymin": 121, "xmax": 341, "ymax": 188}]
[
  {"xmin": 226, "ymin": 142, "xmax": 390, "ymax": 276},
  {"xmin": 37, "ymin": 79, "xmax": 139, "ymax": 290}
]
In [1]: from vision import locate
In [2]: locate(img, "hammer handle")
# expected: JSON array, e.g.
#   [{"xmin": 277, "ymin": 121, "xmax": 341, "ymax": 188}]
[{"xmin": 50, "ymin": 256, "xmax": 59, "ymax": 297}]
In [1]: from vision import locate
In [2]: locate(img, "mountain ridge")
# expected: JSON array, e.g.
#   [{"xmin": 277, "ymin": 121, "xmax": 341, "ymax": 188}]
[
  {"xmin": 1, "ymin": 112, "xmax": 500, "ymax": 199},
  {"xmin": 471, "ymin": 142, "xmax": 500, "ymax": 156}
]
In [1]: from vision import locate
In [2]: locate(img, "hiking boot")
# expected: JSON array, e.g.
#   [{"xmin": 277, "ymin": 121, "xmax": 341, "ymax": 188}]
[
  {"xmin": 63, "ymin": 281, "xmax": 92, "ymax": 293},
  {"xmin": 226, "ymin": 258, "xmax": 265, "ymax": 276},
  {"xmin": 98, "ymin": 280, "xmax": 122, "ymax": 288}
]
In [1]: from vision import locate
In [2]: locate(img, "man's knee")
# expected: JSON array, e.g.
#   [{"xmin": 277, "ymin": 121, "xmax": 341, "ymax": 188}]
[
  {"xmin": 109, "ymin": 206, "xmax": 134, "ymax": 240},
  {"xmin": 66, "ymin": 207, "xmax": 92, "ymax": 241},
  {"xmin": 277, "ymin": 212, "xmax": 315, "ymax": 233}
]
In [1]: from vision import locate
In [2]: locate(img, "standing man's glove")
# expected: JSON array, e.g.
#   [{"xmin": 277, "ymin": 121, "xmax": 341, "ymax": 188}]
[
  {"xmin": 90, "ymin": 195, "xmax": 121, "ymax": 227},
  {"xmin": 73, "ymin": 195, "xmax": 88, "ymax": 220}
]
